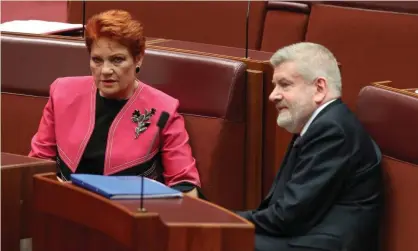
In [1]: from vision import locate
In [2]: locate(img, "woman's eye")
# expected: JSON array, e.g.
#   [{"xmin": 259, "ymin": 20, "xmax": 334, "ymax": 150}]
[
  {"xmin": 112, "ymin": 57, "xmax": 124, "ymax": 63},
  {"xmin": 92, "ymin": 57, "xmax": 102, "ymax": 63}
]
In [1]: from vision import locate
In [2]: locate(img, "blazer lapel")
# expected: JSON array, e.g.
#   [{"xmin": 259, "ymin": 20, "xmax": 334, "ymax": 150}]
[
  {"xmin": 268, "ymin": 135, "xmax": 302, "ymax": 204},
  {"xmin": 257, "ymin": 99, "xmax": 343, "ymax": 209},
  {"xmin": 258, "ymin": 134, "xmax": 300, "ymax": 209}
]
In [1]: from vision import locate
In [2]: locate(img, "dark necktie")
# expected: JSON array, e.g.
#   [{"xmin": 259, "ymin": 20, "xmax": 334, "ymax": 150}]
[{"xmin": 293, "ymin": 134, "xmax": 301, "ymax": 148}]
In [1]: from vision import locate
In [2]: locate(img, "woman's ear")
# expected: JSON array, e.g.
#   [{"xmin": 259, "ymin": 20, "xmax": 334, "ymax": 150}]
[
  {"xmin": 135, "ymin": 54, "xmax": 143, "ymax": 66},
  {"xmin": 134, "ymin": 55, "xmax": 143, "ymax": 74}
]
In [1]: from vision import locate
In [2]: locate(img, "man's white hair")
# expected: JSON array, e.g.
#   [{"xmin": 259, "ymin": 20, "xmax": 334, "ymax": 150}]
[{"xmin": 270, "ymin": 42, "xmax": 342, "ymax": 96}]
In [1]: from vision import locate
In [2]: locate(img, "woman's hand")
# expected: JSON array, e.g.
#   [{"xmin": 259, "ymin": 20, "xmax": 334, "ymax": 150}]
[{"xmin": 184, "ymin": 187, "xmax": 198, "ymax": 197}]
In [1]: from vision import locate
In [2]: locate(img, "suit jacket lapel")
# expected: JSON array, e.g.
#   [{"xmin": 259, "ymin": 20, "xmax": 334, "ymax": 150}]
[
  {"xmin": 259, "ymin": 134, "xmax": 300, "ymax": 209},
  {"xmin": 268, "ymin": 136, "xmax": 302, "ymax": 205},
  {"xmin": 257, "ymin": 99, "xmax": 343, "ymax": 209}
]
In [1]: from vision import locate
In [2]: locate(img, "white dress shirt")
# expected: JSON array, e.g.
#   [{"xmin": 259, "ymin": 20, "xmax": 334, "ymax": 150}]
[{"xmin": 300, "ymin": 99, "xmax": 337, "ymax": 136}]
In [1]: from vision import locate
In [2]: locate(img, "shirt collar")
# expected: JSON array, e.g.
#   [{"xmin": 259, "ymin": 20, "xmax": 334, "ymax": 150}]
[{"xmin": 300, "ymin": 99, "xmax": 337, "ymax": 136}]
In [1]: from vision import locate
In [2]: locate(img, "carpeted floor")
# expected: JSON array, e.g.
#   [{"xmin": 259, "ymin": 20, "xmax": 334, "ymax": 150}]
[{"xmin": 1, "ymin": 1, "xmax": 67, "ymax": 23}]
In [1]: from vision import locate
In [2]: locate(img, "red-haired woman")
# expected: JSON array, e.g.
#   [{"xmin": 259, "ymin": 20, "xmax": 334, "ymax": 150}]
[{"xmin": 29, "ymin": 10, "xmax": 201, "ymax": 197}]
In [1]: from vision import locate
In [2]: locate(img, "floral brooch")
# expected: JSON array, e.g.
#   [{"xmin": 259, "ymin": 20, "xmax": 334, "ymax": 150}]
[{"xmin": 131, "ymin": 108, "xmax": 156, "ymax": 139}]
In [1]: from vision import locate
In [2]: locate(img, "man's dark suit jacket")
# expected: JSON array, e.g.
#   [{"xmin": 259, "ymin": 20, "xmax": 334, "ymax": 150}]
[{"xmin": 238, "ymin": 99, "xmax": 383, "ymax": 251}]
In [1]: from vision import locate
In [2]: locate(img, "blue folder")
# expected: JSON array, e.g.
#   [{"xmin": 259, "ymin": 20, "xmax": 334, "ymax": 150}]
[{"xmin": 70, "ymin": 174, "xmax": 183, "ymax": 200}]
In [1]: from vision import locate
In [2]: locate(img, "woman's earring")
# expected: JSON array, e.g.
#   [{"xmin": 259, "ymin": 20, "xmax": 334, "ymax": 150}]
[{"xmin": 136, "ymin": 66, "xmax": 140, "ymax": 73}]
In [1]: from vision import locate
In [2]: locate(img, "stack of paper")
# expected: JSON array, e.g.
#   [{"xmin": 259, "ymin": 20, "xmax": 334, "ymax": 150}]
[{"xmin": 0, "ymin": 20, "xmax": 82, "ymax": 34}]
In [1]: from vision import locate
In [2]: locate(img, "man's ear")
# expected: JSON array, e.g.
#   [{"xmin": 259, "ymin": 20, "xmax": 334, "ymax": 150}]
[{"xmin": 313, "ymin": 77, "xmax": 328, "ymax": 103}]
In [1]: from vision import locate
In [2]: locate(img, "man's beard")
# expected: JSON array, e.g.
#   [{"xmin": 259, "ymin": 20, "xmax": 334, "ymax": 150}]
[{"xmin": 276, "ymin": 100, "xmax": 313, "ymax": 133}]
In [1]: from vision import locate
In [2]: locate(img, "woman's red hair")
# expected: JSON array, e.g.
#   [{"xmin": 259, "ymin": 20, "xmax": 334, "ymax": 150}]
[{"xmin": 85, "ymin": 9, "xmax": 145, "ymax": 58}]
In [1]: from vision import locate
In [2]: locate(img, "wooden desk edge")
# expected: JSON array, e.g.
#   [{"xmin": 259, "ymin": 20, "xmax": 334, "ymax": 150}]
[
  {"xmin": 189, "ymin": 196, "xmax": 255, "ymax": 227},
  {"xmin": 1, "ymin": 31, "xmax": 168, "ymax": 46},
  {"xmin": 148, "ymin": 43, "xmax": 270, "ymax": 64},
  {"xmin": 1, "ymin": 152, "xmax": 56, "ymax": 169},
  {"xmin": 34, "ymin": 173, "xmax": 254, "ymax": 228},
  {"xmin": 35, "ymin": 172, "xmax": 139, "ymax": 215}
]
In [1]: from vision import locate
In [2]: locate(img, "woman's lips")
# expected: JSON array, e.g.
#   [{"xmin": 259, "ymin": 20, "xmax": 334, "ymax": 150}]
[{"xmin": 101, "ymin": 80, "xmax": 116, "ymax": 86}]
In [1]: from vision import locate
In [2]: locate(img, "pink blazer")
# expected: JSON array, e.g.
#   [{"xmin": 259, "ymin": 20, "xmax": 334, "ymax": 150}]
[{"xmin": 29, "ymin": 76, "xmax": 201, "ymax": 187}]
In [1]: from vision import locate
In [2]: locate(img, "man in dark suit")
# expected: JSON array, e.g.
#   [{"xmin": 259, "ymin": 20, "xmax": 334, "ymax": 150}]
[{"xmin": 237, "ymin": 42, "xmax": 383, "ymax": 251}]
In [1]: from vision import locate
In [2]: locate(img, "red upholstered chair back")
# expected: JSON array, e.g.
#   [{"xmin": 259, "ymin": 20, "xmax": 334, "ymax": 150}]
[
  {"xmin": 139, "ymin": 49, "xmax": 248, "ymax": 210},
  {"xmin": 1, "ymin": 33, "xmax": 90, "ymax": 156},
  {"xmin": 357, "ymin": 83, "xmax": 418, "ymax": 251}
]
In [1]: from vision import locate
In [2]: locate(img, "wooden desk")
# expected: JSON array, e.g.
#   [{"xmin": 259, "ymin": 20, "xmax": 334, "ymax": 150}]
[
  {"xmin": 33, "ymin": 173, "xmax": 254, "ymax": 251},
  {"xmin": 1, "ymin": 152, "xmax": 56, "ymax": 251}
]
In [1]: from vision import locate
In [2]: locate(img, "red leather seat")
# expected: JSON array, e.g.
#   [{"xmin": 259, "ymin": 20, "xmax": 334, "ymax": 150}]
[{"xmin": 357, "ymin": 83, "xmax": 418, "ymax": 251}]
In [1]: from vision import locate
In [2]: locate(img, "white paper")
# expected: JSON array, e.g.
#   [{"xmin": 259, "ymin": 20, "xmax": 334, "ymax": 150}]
[{"xmin": 0, "ymin": 20, "xmax": 82, "ymax": 34}]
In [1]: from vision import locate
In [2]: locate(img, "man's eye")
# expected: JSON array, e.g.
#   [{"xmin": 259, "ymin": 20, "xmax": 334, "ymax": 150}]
[{"xmin": 279, "ymin": 82, "xmax": 290, "ymax": 88}]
